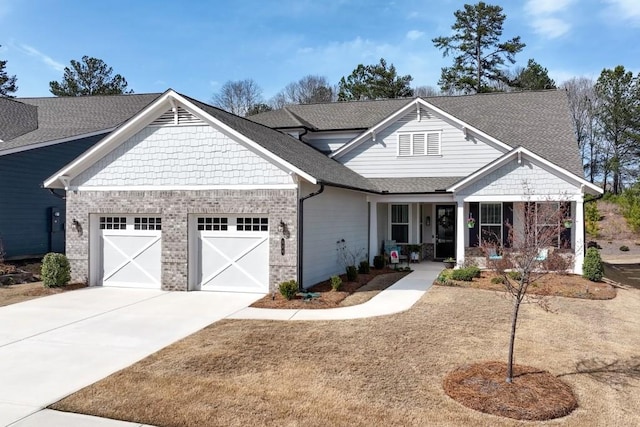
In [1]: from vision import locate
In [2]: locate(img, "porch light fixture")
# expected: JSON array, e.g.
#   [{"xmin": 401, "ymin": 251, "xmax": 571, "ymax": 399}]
[
  {"xmin": 278, "ymin": 220, "xmax": 290, "ymax": 238},
  {"xmin": 72, "ymin": 218, "xmax": 83, "ymax": 236}
]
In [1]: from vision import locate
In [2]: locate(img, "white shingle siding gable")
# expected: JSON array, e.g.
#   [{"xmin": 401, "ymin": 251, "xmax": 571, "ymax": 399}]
[
  {"xmin": 339, "ymin": 107, "xmax": 504, "ymax": 178},
  {"xmin": 72, "ymin": 125, "xmax": 291, "ymax": 187},
  {"xmin": 457, "ymin": 159, "xmax": 579, "ymax": 197}
]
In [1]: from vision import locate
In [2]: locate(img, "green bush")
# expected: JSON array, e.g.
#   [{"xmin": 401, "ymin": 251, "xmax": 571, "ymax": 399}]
[
  {"xmin": 330, "ymin": 275, "xmax": 342, "ymax": 291},
  {"xmin": 373, "ymin": 255, "xmax": 385, "ymax": 269},
  {"xmin": 620, "ymin": 245, "xmax": 630, "ymax": 252},
  {"xmin": 507, "ymin": 271, "xmax": 522, "ymax": 281},
  {"xmin": 582, "ymin": 248, "xmax": 604, "ymax": 282},
  {"xmin": 491, "ymin": 276, "xmax": 505, "ymax": 284},
  {"xmin": 41, "ymin": 253, "xmax": 71, "ymax": 288},
  {"xmin": 279, "ymin": 280, "xmax": 298, "ymax": 300},
  {"xmin": 450, "ymin": 267, "xmax": 478, "ymax": 282},
  {"xmin": 345, "ymin": 265, "xmax": 358, "ymax": 281},
  {"xmin": 584, "ymin": 201, "xmax": 601, "ymax": 236},
  {"xmin": 358, "ymin": 260, "xmax": 371, "ymax": 274},
  {"xmin": 436, "ymin": 269, "xmax": 452, "ymax": 284}
]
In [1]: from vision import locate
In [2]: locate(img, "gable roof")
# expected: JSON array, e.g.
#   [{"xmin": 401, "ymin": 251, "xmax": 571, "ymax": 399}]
[
  {"xmin": 0, "ymin": 97, "xmax": 38, "ymax": 142},
  {"xmin": 249, "ymin": 90, "xmax": 583, "ymax": 177},
  {"xmin": 249, "ymin": 98, "xmax": 411, "ymax": 130},
  {"xmin": 447, "ymin": 146, "xmax": 602, "ymax": 196},
  {"xmin": 45, "ymin": 90, "xmax": 378, "ymax": 193},
  {"xmin": 0, "ymin": 93, "xmax": 161, "ymax": 155}
]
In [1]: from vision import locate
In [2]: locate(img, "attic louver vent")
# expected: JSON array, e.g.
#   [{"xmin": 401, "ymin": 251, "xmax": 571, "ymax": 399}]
[{"xmin": 149, "ymin": 107, "xmax": 204, "ymax": 126}]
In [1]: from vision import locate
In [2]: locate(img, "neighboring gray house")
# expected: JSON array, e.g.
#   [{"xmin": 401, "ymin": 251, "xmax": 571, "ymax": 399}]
[
  {"xmin": 44, "ymin": 89, "xmax": 601, "ymax": 293},
  {"xmin": 0, "ymin": 94, "xmax": 160, "ymax": 259}
]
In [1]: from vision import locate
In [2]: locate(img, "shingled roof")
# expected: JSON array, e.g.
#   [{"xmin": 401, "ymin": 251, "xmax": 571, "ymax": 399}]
[
  {"xmin": 250, "ymin": 90, "xmax": 583, "ymax": 177},
  {"xmin": 181, "ymin": 95, "xmax": 379, "ymax": 192},
  {"xmin": 1, "ymin": 93, "xmax": 161, "ymax": 154}
]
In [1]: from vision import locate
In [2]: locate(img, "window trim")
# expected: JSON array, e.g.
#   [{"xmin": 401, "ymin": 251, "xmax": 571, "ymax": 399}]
[
  {"xmin": 480, "ymin": 203, "xmax": 502, "ymax": 245},
  {"xmin": 397, "ymin": 131, "xmax": 442, "ymax": 157},
  {"xmin": 389, "ymin": 204, "xmax": 410, "ymax": 244}
]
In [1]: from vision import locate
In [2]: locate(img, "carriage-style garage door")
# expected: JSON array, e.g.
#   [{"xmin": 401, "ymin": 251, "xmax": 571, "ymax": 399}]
[
  {"xmin": 96, "ymin": 216, "xmax": 162, "ymax": 288},
  {"xmin": 191, "ymin": 215, "xmax": 269, "ymax": 293}
]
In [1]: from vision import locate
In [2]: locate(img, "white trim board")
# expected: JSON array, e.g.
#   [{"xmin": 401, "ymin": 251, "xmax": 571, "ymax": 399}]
[{"xmin": 74, "ymin": 184, "xmax": 298, "ymax": 191}]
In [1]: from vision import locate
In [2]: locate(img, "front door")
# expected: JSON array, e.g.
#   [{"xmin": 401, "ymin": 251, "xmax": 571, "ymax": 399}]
[{"xmin": 435, "ymin": 205, "xmax": 456, "ymax": 260}]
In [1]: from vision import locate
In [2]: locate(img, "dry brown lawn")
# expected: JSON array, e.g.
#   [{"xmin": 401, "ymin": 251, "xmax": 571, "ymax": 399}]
[
  {"xmin": 52, "ymin": 284, "xmax": 640, "ymax": 426},
  {"xmin": 0, "ymin": 282, "xmax": 87, "ymax": 307}
]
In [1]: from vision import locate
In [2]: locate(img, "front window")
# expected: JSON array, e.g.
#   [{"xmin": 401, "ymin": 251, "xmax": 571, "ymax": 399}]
[
  {"xmin": 531, "ymin": 202, "xmax": 571, "ymax": 248},
  {"xmin": 391, "ymin": 204, "xmax": 409, "ymax": 243},
  {"xmin": 480, "ymin": 203, "xmax": 502, "ymax": 245}
]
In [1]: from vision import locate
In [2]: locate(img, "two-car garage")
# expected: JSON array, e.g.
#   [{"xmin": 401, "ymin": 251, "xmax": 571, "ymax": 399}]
[{"xmin": 90, "ymin": 214, "xmax": 270, "ymax": 293}]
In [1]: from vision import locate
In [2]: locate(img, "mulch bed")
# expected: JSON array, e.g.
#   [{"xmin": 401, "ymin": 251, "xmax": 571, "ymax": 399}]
[
  {"xmin": 251, "ymin": 267, "xmax": 410, "ymax": 309},
  {"xmin": 436, "ymin": 271, "xmax": 616, "ymax": 300},
  {"xmin": 443, "ymin": 361, "xmax": 578, "ymax": 420}
]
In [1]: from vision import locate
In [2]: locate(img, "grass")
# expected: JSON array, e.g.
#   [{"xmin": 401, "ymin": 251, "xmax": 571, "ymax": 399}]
[
  {"xmin": 51, "ymin": 285, "xmax": 640, "ymax": 426},
  {"xmin": 0, "ymin": 281, "xmax": 87, "ymax": 307}
]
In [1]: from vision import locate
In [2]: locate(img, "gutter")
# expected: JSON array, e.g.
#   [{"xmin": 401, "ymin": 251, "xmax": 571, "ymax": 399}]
[{"xmin": 297, "ymin": 183, "xmax": 325, "ymax": 291}]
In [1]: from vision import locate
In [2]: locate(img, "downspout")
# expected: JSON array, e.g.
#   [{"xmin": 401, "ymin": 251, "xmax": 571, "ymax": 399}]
[{"xmin": 298, "ymin": 183, "xmax": 325, "ymax": 291}]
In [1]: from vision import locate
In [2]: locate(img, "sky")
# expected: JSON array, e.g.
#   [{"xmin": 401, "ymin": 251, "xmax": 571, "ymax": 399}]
[{"xmin": 1, "ymin": 0, "xmax": 639, "ymax": 102}]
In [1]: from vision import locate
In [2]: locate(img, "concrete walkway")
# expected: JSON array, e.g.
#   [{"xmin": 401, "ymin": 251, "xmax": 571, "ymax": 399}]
[
  {"xmin": 228, "ymin": 261, "xmax": 440, "ymax": 320},
  {"xmin": 4, "ymin": 262, "xmax": 441, "ymax": 427}
]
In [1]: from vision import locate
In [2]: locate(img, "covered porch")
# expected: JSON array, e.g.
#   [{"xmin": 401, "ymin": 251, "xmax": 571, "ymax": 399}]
[{"xmin": 367, "ymin": 195, "xmax": 586, "ymax": 274}]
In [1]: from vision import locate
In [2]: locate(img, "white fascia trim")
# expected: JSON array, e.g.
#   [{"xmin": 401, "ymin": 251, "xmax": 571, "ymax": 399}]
[
  {"xmin": 447, "ymin": 147, "xmax": 603, "ymax": 195},
  {"xmin": 330, "ymin": 98, "xmax": 512, "ymax": 159},
  {"xmin": 45, "ymin": 90, "xmax": 318, "ymax": 189},
  {"xmin": 463, "ymin": 194, "xmax": 583, "ymax": 202},
  {"xmin": 73, "ymin": 184, "xmax": 298, "ymax": 191},
  {"xmin": 0, "ymin": 129, "xmax": 114, "ymax": 157},
  {"xmin": 372, "ymin": 194, "xmax": 455, "ymax": 203},
  {"xmin": 172, "ymin": 93, "xmax": 317, "ymax": 185}
]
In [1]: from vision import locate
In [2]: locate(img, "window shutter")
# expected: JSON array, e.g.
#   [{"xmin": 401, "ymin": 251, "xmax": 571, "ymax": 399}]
[
  {"xmin": 469, "ymin": 202, "xmax": 480, "ymax": 247},
  {"xmin": 503, "ymin": 202, "xmax": 513, "ymax": 248},
  {"xmin": 426, "ymin": 132, "xmax": 441, "ymax": 155},
  {"xmin": 413, "ymin": 133, "xmax": 425, "ymax": 155},
  {"xmin": 398, "ymin": 134, "xmax": 411, "ymax": 156}
]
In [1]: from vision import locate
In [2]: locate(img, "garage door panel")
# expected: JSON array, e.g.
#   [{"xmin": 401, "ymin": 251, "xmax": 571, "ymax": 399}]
[
  {"xmin": 193, "ymin": 216, "xmax": 269, "ymax": 293},
  {"xmin": 97, "ymin": 217, "xmax": 162, "ymax": 289}
]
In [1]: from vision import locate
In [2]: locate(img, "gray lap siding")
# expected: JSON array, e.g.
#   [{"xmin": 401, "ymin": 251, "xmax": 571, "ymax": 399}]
[{"xmin": 66, "ymin": 189, "xmax": 298, "ymax": 291}]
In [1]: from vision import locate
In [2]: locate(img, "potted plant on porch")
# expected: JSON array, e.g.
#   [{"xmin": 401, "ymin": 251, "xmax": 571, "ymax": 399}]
[{"xmin": 443, "ymin": 257, "xmax": 456, "ymax": 269}]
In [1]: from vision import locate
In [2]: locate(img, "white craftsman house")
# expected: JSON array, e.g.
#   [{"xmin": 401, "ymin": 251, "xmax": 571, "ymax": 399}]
[{"xmin": 45, "ymin": 89, "xmax": 601, "ymax": 293}]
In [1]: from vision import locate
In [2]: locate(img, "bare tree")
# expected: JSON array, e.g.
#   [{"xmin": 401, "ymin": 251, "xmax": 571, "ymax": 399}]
[
  {"xmin": 212, "ymin": 79, "xmax": 263, "ymax": 117},
  {"xmin": 271, "ymin": 75, "xmax": 335, "ymax": 107},
  {"xmin": 481, "ymin": 189, "xmax": 572, "ymax": 383},
  {"xmin": 563, "ymin": 77, "xmax": 600, "ymax": 183},
  {"xmin": 413, "ymin": 85, "xmax": 440, "ymax": 97}
]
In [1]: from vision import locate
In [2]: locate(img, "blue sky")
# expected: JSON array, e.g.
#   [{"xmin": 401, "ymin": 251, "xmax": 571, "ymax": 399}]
[{"xmin": 1, "ymin": 0, "xmax": 639, "ymax": 102}]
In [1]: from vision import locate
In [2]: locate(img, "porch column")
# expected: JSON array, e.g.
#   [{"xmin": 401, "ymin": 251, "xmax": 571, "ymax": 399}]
[
  {"xmin": 574, "ymin": 198, "xmax": 585, "ymax": 275},
  {"xmin": 369, "ymin": 200, "xmax": 378, "ymax": 265},
  {"xmin": 456, "ymin": 200, "xmax": 465, "ymax": 268}
]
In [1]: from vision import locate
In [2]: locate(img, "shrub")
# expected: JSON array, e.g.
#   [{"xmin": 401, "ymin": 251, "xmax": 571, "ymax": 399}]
[
  {"xmin": 582, "ymin": 248, "xmax": 604, "ymax": 282},
  {"xmin": 373, "ymin": 255, "xmax": 385, "ymax": 269},
  {"xmin": 358, "ymin": 260, "xmax": 371, "ymax": 274},
  {"xmin": 345, "ymin": 265, "xmax": 358, "ymax": 282},
  {"xmin": 620, "ymin": 245, "xmax": 630, "ymax": 252},
  {"xmin": 491, "ymin": 276, "xmax": 505, "ymax": 284},
  {"xmin": 507, "ymin": 271, "xmax": 522, "ymax": 281},
  {"xmin": 330, "ymin": 275, "xmax": 342, "ymax": 291},
  {"xmin": 279, "ymin": 280, "xmax": 298, "ymax": 300},
  {"xmin": 584, "ymin": 201, "xmax": 601, "ymax": 236},
  {"xmin": 542, "ymin": 252, "xmax": 572, "ymax": 274},
  {"xmin": 436, "ymin": 269, "xmax": 452, "ymax": 284},
  {"xmin": 41, "ymin": 253, "xmax": 71, "ymax": 288},
  {"xmin": 450, "ymin": 267, "xmax": 478, "ymax": 282}
]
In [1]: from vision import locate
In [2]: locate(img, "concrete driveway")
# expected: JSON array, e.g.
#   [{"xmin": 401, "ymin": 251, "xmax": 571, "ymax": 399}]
[{"xmin": 0, "ymin": 287, "xmax": 261, "ymax": 426}]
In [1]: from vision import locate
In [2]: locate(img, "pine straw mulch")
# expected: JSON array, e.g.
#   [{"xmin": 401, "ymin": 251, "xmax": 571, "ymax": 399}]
[
  {"xmin": 437, "ymin": 271, "xmax": 617, "ymax": 300},
  {"xmin": 251, "ymin": 268, "xmax": 410, "ymax": 309},
  {"xmin": 443, "ymin": 361, "xmax": 578, "ymax": 420}
]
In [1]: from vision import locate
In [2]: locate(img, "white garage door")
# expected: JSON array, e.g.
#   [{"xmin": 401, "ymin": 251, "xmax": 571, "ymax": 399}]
[
  {"xmin": 192, "ymin": 216, "xmax": 269, "ymax": 293},
  {"xmin": 98, "ymin": 216, "xmax": 162, "ymax": 288}
]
